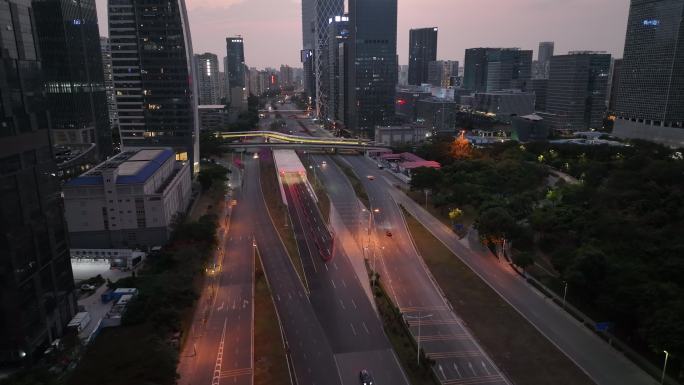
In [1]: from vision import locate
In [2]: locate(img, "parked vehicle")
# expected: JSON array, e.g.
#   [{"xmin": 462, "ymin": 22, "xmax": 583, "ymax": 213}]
[{"xmin": 67, "ymin": 312, "xmax": 91, "ymax": 333}]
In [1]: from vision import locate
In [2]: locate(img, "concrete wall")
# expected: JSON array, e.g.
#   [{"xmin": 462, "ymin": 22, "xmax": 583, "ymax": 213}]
[{"xmin": 613, "ymin": 119, "xmax": 684, "ymax": 148}]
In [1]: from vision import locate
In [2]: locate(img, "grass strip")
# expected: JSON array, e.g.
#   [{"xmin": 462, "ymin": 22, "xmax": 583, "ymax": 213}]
[
  {"xmin": 254, "ymin": 249, "xmax": 291, "ymax": 385},
  {"xmin": 401, "ymin": 209, "xmax": 596, "ymax": 385}
]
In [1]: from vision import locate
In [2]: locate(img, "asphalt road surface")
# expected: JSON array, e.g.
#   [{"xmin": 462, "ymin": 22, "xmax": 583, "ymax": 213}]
[{"xmin": 178, "ymin": 164, "xmax": 254, "ymax": 385}]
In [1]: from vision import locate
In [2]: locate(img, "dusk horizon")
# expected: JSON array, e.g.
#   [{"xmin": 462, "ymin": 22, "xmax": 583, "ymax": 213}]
[{"xmin": 96, "ymin": 0, "xmax": 630, "ymax": 69}]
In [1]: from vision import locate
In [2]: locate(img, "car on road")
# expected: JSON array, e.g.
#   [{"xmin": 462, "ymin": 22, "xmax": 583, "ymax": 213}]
[
  {"xmin": 367, "ymin": 175, "xmax": 375, "ymax": 180},
  {"xmin": 385, "ymin": 231, "xmax": 392, "ymax": 237},
  {"xmin": 359, "ymin": 369, "xmax": 374, "ymax": 385},
  {"xmin": 80, "ymin": 284, "xmax": 96, "ymax": 291},
  {"xmin": 377, "ymin": 163, "xmax": 384, "ymax": 169},
  {"xmin": 321, "ymin": 161, "xmax": 327, "ymax": 166}
]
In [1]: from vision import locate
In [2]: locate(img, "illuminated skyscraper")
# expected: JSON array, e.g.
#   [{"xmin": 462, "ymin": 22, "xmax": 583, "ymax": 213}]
[
  {"xmin": 613, "ymin": 0, "xmax": 684, "ymax": 147},
  {"xmin": 408, "ymin": 27, "xmax": 438, "ymax": 86},
  {"xmin": 195, "ymin": 53, "xmax": 221, "ymax": 105},
  {"xmin": 109, "ymin": 0, "xmax": 199, "ymax": 173},
  {"xmin": 0, "ymin": 0, "xmax": 76, "ymax": 363},
  {"xmin": 33, "ymin": 0, "xmax": 112, "ymax": 158},
  {"xmin": 347, "ymin": 0, "xmax": 398, "ymax": 135},
  {"xmin": 313, "ymin": 0, "xmax": 344, "ymax": 118}
]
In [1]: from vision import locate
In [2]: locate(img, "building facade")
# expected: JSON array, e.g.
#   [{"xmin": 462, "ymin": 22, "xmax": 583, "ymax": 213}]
[
  {"xmin": 100, "ymin": 37, "xmax": 119, "ymax": 142},
  {"xmin": 194, "ymin": 53, "xmax": 221, "ymax": 105},
  {"xmin": 536, "ymin": 41, "xmax": 554, "ymax": 79},
  {"xmin": 428, "ymin": 60, "xmax": 459, "ymax": 87},
  {"xmin": 463, "ymin": 48, "xmax": 532, "ymax": 92},
  {"xmin": 469, "ymin": 91, "xmax": 536, "ymax": 121},
  {"xmin": 0, "ymin": 0, "xmax": 76, "ymax": 363},
  {"xmin": 408, "ymin": 27, "xmax": 438, "ymax": 86},
  {"xmin": 63, "ymin": 149, "xmax": 192, "ymax": 249},
  {"xmin": 313, "ymin": 0, "xmax": 344, "ymax": 118},
  {"xmin": 546, "ymin": 52, "xmax": 611, "ymax": 132},
  {"xmin": 415, "ymin": 98, "xmax": 459, "ymax": 133},
  {"xmin": 347, "ymin": 0, "xmax": 398, "ymax": 135},
  {"xmin": 225, "ymin": 37, "xmax": 246, "ymax": 107},
  {"xmin": 33, "ymin": 0, "xmax": 112, "ymax": 159},
  {"xmin": 326, "ymin": 15, "xmax": 349, "ymax": 122},
  {"xmin": 108, "ymin": 0, "xmax": 199, "ymax": 173},
  {"xmin": 613, "ymin": 0, "xmax": 684, "ymax": 147}
]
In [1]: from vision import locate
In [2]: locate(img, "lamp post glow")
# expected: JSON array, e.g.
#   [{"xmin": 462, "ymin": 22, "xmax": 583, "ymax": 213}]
[{"xmin": 661, "ymin": 350, "xmax": 669, "ymax": 385}]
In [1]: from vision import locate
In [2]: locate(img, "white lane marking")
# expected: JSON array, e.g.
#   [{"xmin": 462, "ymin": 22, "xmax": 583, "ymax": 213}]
[
  {"xmin": 276, "ymin": 295, "xmax": 280, "ymax": 302},
  {"xmin": 339, "ymin": 299, "xmax": 346, "ymax": 310},
  {"xmin": 331, "ymin": 279, "xmax": 336, "ymax": 289},
  {"xmin": 362, "ymin": 322, "xmax": 369, "ymax": 334},
  {"xmin": 481, "ymin": 361, "xmax": 490, "ymax": 375},
  {"xmin": 351, "ymin": 299, "xmax": 357, "ymax": 309},
  {"xmin": 217, "ymin": 301, "xmax": 224, "ymax": 311},
  {"xmin": 468, "ymin": 361, "xmax": 476, "ymax": 376},
  {"xmin": 453, "ymin": 363, "xmax": 462, "ymax": 378},
  {"xmin": 341, "ymin": 279, "xmax": 347, "ymax": 288},
  {"xmin": 324, "ymin": 263, "xmax": 329, "ymax": 271},
  {"xmin": 333, "ymin": 262, "xmax": 338, "ymax": 270},
  {"xmin": 350, "ymin": 323, "xmax": 357, "ymax": 336}
]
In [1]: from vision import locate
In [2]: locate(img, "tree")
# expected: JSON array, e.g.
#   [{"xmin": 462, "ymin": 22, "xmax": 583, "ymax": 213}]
[
  {"xmin": 475, "ymin": 206, "xmax": 517, "ymax": 246},
  {"xmin": 199, "ymin": 131, "xmax": 224, "ymax": 158},
  {"xmin": 448, "ymin": 208, "xmax": 463, "ymax": 224},
  {"xmin": 513, "ymin": 251, "xmax": 535, "ymax": 272},
  {"xmin": 409, "ymin": 167, "xmax": 443, "ymax": 191},
  {"xmin": 451, "ymin": 131, "xmax": 473, "ymax": 159}
]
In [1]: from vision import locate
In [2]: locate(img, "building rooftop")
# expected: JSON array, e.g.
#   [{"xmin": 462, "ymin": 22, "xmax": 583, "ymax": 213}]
[{"xmin": 66, "ymin": 149, "xmax": 174, "ymax": 187}]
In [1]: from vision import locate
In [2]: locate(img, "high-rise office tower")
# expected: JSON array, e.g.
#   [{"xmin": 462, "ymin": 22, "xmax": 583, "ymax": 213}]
[
  {"xmin": 608, "ymin": 58, "xmax": 622, "ymax": 112},
  {"xmin": 313, "ymin": 0, "xmax": 344, "ymax": 118},
  {"xmin": 347, "ymin": 0, "xmax": 398, "ymax": 135},
  {"xmin": 0, "ymin": 0, "xmax": 76, "ymax": 363},
  {"xmin": 613, "ymin": 0, "xmax": 684, "ymax": 147},
  {"xmin": 218, "ymin": 71, "xmax": 226, "ymax": 101},
  {"xmin": 33, "ymin": 0, "xmax": 112, "ymax": 159},
  {"xmin": 537, "ymin": 41, "xmax": 554, "ymax": 78},
  {"xmin": 428, "ymin": 60, "xmax": 459, "ymax": 87},
  {"xmin": 463, "ymin": 48, "xmax": 532, "ymax": 92},
  {"xmin": 301, "ymin": 0, "xmax": 316, "ymax": 97},
  {"xmin": 225, "ymin": 37, "xmax": 246, "ymax": 106},
  {"xmin": 326, "ymin": 15, "xmax": 350, "ymax": 122},
  {"xmin": 194, "ymin": 53, "xmax": 221, "ymax": 105},
  {"xmin": 546, "ymin": 52, "xmax": 611, "ymax": 132},
  {"xmin": 100, "ymin": 37, "xmax": 119, "ymax": 139},
  {"xmin": 280, "ymin": 65, "xmax": 293, "ymax": 86},
  {"xmin": 408, "ymin": 27, "xmax": 438, "ymax": 86},
  {"xmin": 109, "ymin": 0, "xmax": 199, "ymax": 173},
  {"xmin": 398, "ymin": 64, "xmax": 409, "ymax": 86}
]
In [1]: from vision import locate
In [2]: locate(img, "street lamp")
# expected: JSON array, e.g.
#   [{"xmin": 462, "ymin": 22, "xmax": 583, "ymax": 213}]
[
  {"xmin": 404, "ymin": 312, "xmax": 433, "ymax": 366},
  {"xmin": 562, "ymin": 281, "xmax": 568, "ymax": 309},
  {"xmin": 661, "ymin": 350, "xmax": 669, "ymax": 385}
]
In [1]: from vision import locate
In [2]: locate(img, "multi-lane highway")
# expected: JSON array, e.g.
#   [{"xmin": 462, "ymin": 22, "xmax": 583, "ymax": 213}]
[{"xmin": 280, "ymin": 169, "xmax": 409, "ymax": 384}]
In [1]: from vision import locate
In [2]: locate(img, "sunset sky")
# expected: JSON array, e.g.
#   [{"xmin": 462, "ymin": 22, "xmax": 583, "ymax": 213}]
[{"xmin": 96, "ymin": 0, "xmax": 630, "ymax": 69}]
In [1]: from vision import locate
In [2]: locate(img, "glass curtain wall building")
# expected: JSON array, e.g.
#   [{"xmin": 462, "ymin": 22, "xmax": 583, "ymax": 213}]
[
  {"xmin": 613, "ymin": 0, "xmax": 684, "ymax": 147},
  {"xmin": 313, "ymin": 0, "xmax": 343, "ymax": 118},
  {"xmin": 0, "ymin": 0, "xmax": 76, "ymax": 363},
  {"xmin": 408, "ymin": 27, "xmax": 438, "ymax": 86},
  {"xmin": 108, "ymin": 0, "xmax": 199, "ymax": 174},
  {"xmin": 347, "ymin": 0, "xmax": 398, "ymax": 136},
  {"xmin": 32, "ymin": 0, "xmax": 112, "ymax": 159},
  {"xmin": 195, "ymin": 53, "xmax": 221, "ymax": 105}
]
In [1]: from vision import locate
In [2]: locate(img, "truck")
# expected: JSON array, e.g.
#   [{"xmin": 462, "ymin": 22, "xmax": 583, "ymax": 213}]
[{"xmin": 67, "ymin": 312, "xmax": 91, "ymax": 333}]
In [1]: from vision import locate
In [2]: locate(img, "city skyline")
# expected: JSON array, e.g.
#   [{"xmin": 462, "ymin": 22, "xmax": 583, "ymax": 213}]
[{"xmin": 95, "ymin": 0, "xmax": 630, "ymax": 69}]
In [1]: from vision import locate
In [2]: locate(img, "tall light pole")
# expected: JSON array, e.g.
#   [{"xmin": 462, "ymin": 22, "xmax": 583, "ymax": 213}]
[
  {"xmin": 562, "ymin": 281, "xmax": 568, "ymax": 309},
  {"xmin": 405, "ymin": 312, "xmax": 433, "ymax": 366},
  {"xmin": 661, "ymin": 350, "xmax": 669, "ymax": 385}
]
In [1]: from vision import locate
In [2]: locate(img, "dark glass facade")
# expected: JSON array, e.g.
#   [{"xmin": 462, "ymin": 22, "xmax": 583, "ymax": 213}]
[
  {"xmin": 32, "ymin": 0, "xmax": 112, "ymax": 158},
  {"xmin": 463, "ymin": 47, "xmax": 532, "ymax": 92},
  {"xmin": 546, "ymin": 52, "xmax": 611, "ymax": 132},
  {"xmin": 313, "ymin": 0, "xmax": 344, "ymax": 118},
  {"xmin": 615, "ymin": 0, "xmax": 684, "ymax": 125},
  {"xmin": 109, "ymin": 0, "xmax": 199, "ymax": 173},
  {"xmin": 226, "ymin": 37, "xmax": 245, "ymax": 90},
  {"xmin": 326, "ymin": 16, "xmax": 349, "ymax": 122},
  {"xmin": 347, "ymin": 0, "xmax": 398, "ymax": 135},
  {"xmin": 0, "ymin": 0, "xmax": 76, "ymax": 363},
  {"xmin": 408, "ymin": 27, "xmax": 437, "ymax": 86}
]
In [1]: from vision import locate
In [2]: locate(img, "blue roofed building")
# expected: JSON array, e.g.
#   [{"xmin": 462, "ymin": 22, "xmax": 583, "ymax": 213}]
[{"xmin": 63, "ymin": 148, "xmax": 192, "ymax": 249}]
